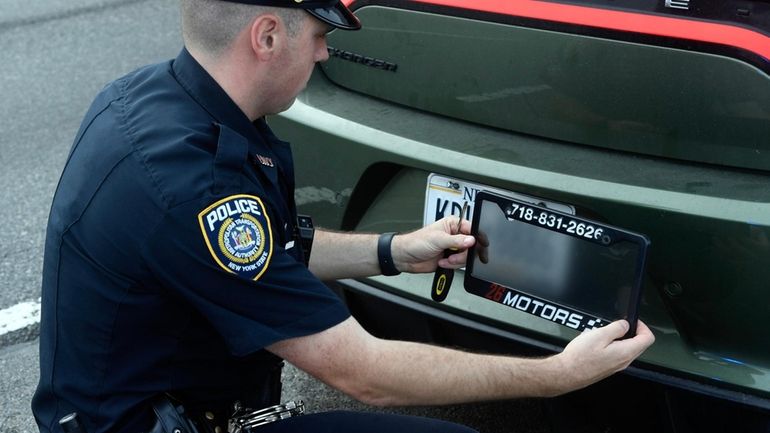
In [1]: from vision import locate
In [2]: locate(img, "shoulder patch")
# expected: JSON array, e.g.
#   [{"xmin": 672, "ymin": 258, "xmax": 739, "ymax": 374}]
[{"xmin": 198, "ymin": 195, "xmax": 273, "ymax": 280}]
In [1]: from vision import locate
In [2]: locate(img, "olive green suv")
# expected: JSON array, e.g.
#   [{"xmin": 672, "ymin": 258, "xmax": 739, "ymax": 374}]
[{"xmin": 270, "ymin": 0, "xmax": 770, "ymax": 430}]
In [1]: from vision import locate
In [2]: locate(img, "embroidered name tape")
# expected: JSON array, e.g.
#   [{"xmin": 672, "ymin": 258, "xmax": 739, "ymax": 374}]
[{"xmin": 198, "ymin": 195, "xmax": 273, "ymax": 280}]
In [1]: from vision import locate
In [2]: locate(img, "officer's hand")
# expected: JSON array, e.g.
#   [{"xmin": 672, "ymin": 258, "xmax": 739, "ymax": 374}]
[
  {"xmin": 549, "ymin": 320, "xmax": 655, "ymax": 395},
  {"xmin": 391, "ymin": 216, "xmax": 475, "ymax": 273}
]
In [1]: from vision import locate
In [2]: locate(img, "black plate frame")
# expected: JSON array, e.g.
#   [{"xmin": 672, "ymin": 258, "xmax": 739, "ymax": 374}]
[{"xmin": 464, "ymin": 190, "xmax": 650, "ymax": 337}]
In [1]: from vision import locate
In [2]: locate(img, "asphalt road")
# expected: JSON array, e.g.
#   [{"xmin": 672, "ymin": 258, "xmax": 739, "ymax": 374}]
[
  {"xmin": 0, "ymin": 0, "xmax": 182, "ymax": 311},
  {"xmin": 0, "ymin": 1, "xmax": 553, "ymax": 432}
]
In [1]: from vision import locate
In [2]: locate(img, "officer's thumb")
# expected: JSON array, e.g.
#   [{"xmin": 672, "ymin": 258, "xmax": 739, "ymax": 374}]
[{"xmin": 451, "ymin": 234, "xmax": 475, "ymax": 251}]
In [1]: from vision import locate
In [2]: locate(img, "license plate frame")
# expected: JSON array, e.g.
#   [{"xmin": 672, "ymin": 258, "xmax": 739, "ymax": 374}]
[{"xmin": 464, "ymin": 190, "xmax": 650, "ymax": 336}]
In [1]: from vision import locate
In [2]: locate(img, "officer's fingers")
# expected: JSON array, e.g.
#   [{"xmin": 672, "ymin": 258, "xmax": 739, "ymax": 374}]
[
  {"xmin": 433, "ymin": 215, "xmax": 460, "ymax": 233},
  {"xmin": 478, "ymin": 246, "xmax": 489, "ymax": 264},
  {"xmin": 458, "ymin": 219, "xmax": 473, "ymax": 235},
  {"xmin": 635, "ymin": 320, "xmax": 655, "ymax": 341},
  {"xmin": 438, "ymin": 249, "xmax": 469, "ymax": 269},
  {"xmin": 435, "ymin": 233, "xmax": 474, "ymax": 267},
  {"xmin": 619, "ymin": 319, "xmax": 653, "ymax": 340},
  {"xmin": 419, "ymin": 217, "xmax": 450, "ymax": 236},
  {"xmin": 607, "ymin": 320, "xmax": 655, "ymax": 356},
  {"xmin": 475, "ymin": 231, "xmax": 490, "ymax": 263},
  {"xmin": 580, "ymin": 321, "xmax": 654, "ymax": 375},
  {"xmin": 430, "ymin": 230, "xmax": 474, "ymax": 250},
  {"xmin": 476, "ymin": 230, "xmax": 489, "ymax": 247},
  {"xmin": 559, "ymin": 320, "xmax": 654, "ymax": 392},
  {"xmin": 577, "ymin": 320, "xmax": 630, "ymax": 347},
  {"xmin": 453, "ymin": 233, "xmax": 475, "ymax": 250},
  {"xmin": 434, "ymin": 215, "xmax": 471, "ymax": 234}
]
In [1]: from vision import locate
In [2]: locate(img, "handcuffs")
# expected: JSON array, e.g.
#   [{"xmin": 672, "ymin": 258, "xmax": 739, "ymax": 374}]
[{"xmin": 228, "ymin": 401, "xmax": 305, "ymax": 433}]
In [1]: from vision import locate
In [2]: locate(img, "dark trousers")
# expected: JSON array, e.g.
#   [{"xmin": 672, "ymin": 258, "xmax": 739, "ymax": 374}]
[{"xmin": 257, "ymin": 411, "xmax": 479, "ymax": 433}]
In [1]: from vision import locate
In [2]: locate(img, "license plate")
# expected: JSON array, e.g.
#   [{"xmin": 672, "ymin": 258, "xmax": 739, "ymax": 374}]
[{"xmin": 423, "ymin": 173, "xmax": 574, "ymax": 226}]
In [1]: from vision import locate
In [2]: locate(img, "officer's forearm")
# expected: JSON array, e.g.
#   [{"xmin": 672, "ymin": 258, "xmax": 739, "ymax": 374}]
[
  {"xmin": 269, "ymin": 317, "xmax": 650, "ymax": 407},
  {"xmin": 268, "ymin": 317, "xmax": 569, "ymax": 407},
  {"xmin": 307, "ymin": 229, "xmax": 381, "ymax": 280},
  {"xmin": 356, "ymin": 322, "xmax": 651, "ymax": 406},
  {"xmin": 346, "ymin": 339, "xmax": 567, "ymax": 406}
]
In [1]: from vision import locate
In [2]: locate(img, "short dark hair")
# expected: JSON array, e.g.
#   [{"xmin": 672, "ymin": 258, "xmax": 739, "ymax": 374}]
[{"xmin": 180, "ymin": 0, "xmax": 305, "ymax": 57}]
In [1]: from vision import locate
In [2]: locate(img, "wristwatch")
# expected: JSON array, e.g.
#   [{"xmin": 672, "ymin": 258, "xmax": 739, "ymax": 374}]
[{"xmin": 377, "ymin": 232, "xmax": 401, "ymax": 276}]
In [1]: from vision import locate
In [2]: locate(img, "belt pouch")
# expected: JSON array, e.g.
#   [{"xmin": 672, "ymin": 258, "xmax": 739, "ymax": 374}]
[{"xmin": 149, "ymin": 396, "xmax": 200, "ymax": 433}]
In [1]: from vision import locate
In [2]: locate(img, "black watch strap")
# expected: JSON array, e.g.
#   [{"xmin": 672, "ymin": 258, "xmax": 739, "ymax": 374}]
[{"xmin": 377, "ymin": 232, "xmax": 401, "ymax": 276}]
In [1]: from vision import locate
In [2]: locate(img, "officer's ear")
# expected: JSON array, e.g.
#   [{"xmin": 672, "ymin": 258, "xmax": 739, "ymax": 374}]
[{"xmin": 250, "ymin": 14, "xmax": 282, "ymax": 60}]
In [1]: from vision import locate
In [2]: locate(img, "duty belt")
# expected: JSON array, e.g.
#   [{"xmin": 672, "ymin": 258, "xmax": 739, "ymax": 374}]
[{"xmin": 228, "ymin": 401, "xmax": 305, "ymax": 433}]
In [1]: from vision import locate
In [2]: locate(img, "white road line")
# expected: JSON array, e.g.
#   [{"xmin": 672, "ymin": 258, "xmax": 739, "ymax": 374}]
[{"xmin": 0, "ymin": 300, "xmax": 41, "ymax": 335}]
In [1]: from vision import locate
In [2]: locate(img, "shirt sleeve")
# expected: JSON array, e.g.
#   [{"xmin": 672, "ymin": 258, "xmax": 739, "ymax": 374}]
[{"xmin": 142, "ymin": 193, "xmax": 350, "ymax": 357}]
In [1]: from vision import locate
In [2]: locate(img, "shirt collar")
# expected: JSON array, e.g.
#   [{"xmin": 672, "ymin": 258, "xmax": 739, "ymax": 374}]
[{"xmin": 171, "ymin": 48, "xmax": 262, "ymax": 145}]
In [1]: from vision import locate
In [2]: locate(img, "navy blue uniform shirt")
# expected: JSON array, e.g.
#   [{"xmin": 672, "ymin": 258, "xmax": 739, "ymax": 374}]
[{"xmin": 32, "ymin": 49, "xmax": 350, "ymax": 433}]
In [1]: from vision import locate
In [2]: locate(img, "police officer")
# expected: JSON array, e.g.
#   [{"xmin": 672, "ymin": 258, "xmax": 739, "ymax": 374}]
[{"xmin": 32, "ymin": 1, "xmax": 655, "ymax": 432}]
